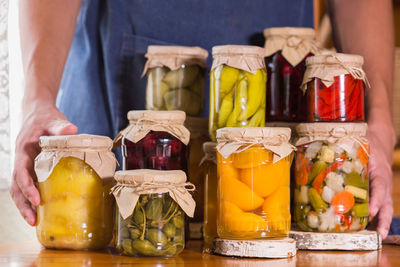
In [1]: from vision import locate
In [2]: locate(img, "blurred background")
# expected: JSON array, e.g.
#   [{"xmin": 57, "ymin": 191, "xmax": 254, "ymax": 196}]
[{"xmin": 0, "ymin": 0, "xmax": 399, "ymax": 244}]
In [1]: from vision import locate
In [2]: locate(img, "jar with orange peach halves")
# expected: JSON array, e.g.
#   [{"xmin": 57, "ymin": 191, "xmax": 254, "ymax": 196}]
[{"xmin": 216, "ymin": 127, "xmax": 295, "ymax": 239}]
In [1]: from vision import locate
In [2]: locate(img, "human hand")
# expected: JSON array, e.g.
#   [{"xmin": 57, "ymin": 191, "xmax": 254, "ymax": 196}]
[
  {"xmin": 10, "ymin": 104, "xmax": 78, "ymax": 226},
  {"xmin": 367, "ymin": 119, "xmax": 396, "ymax": 239}
]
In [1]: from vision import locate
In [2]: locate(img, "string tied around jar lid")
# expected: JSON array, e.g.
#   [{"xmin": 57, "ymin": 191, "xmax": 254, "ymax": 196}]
[
  {"xmin": 295, "ymin": 123, "xmax": 369, "ymax": 156},
  {"xmin": 112, "ymin": 170, "xmax": 196, "ymax": 220},
  {"xmin": 332, "ymin": 54, "xmax": 371, "ymax": 88}
]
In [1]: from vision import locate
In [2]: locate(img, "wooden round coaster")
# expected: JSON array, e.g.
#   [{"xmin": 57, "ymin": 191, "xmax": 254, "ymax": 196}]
[
  {"xmin": 289, "ymin": 230, "xmax": 382, "ymax": 251},
  {"xmin": 213, "ymin": 237, "xmax": 296, "ymax": 258}
]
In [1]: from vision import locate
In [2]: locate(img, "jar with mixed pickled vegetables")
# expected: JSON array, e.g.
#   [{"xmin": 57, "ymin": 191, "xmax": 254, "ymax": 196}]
[
  {"xmin": 216, "ymin": 127, "xmax": 295, "ymax": 239},
  {"xmin": 34, "ymin": 135, "xmax": 118, "ymax": 250},
  {"xmin": 199, "ymin": 142, "xmax": 217, "ymax": 251},
  {"xmin": 114, "ymin": 110, "xmax": 190, "ymax": 172},
  {"xmin": 143, "ymin": 46, "xmax": 208, "ymax": 116},
  {"xmin": 302, "ymin": 54, "xmax": 369, "ymax": 122},
  {"xmin": 264, "ymin": 27, "xmax": 317, "ymax": 122},
  {"xmin": 112, "ymin": 170, "xmax": 195, "ymax": 257},
  {"xmin": 209, "ymin": 45, "xmax": 267, "ymax": 141},
  {"xmin": 294, "ymin": 123, "xmax": 369, "ymax": 232}
]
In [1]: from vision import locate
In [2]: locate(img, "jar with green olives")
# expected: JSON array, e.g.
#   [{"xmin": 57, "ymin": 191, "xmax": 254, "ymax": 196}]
[
  {"xmin": 112, "ymin": 169, "xmax": 195, "ymax": 257},
  {"xmin": 143, "ymin": 45, "xmax": 208, "ymax": 116}
]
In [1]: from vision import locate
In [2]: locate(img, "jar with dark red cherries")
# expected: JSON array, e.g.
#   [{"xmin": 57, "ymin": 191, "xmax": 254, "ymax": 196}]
[
  {"xmin": 114, "ymin": 110, "xmax": 190, "ymax": 172},
  {"xmin": 264, "ymin": 27, "xmax": 317, "ymax": 122}
]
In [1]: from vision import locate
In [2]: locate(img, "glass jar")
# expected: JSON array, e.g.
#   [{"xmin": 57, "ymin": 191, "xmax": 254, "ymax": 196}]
[
  {"xmin": 303, "ymin": 54, "xmax": 367, "ymax": 122},
  {"xmin": 264, "ymin": 27, "xmax": 315, "ymax": 122},
  {"xmin": 209, "ymin": 45, "xmax": 267, "ymax": 141},
  {"xmin": 34, "ymin": 135, "xmax": 117, "ymax": 250},
  {"xmin": 185, "ymin": 117, "xmax": 209, "ymax": 223},
  {"xmin": 216, "ymin": 127, "xmax": 294, "ymax": 239},
  {"xmin": 115, "ymin": 110, "xmax": 190, "ymax": 172},
  {"xmin": 113, "ymin": 170, "xmax": 195, "ymax": 257},
  {"xmin": 144, "ymin": 45, "xmax": 208, "ymax": 116},
  {"xmin": 294, "ymin": 123, "xmax": 369, "ymax": 232},
  {"xmin": 200, "ymin": 142, "xmax": 217, "ymax": 251}
]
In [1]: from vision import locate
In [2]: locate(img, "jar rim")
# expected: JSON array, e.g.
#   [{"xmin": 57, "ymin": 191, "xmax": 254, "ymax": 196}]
[
  {"xmin": 296, "ymin": 123, "xmax": 368, "ymax": 137},
  {"xmin": 114, "ymin": 169, "xmax": 187, "ymax": 184},
  {"xmin": 212, "ymin": 45, "xmax": 265, "ymax": 58},
  {"xmin": 39, "ymin": 134, "xmax": 113, "ymax": 150},
  {"xmin": 263, "ymin": 27, "xmax": 315, "ymax": 38},
  {"xmin": 216, "ymin": 127, "xmax": 291, "ymax": 143},
  {"xmin": 127, "ymin": 110, "xmax": 186, "ymax": 124},
  {"xmin": 306, "ymin": 53, "xmax": 364, "ymax": 67},
  {"xmin": 146, "ymin": 45, "xmax": 208, "ymax": 59}
]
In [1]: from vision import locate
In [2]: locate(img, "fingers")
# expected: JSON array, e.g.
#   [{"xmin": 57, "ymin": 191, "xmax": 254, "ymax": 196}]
[
  {"xmin": 369, "ymin": 174, "xmax": 386, "ymax": 217},
  {"xmin": 47, "ymin": 119, "xmax": 78, "ymax": 136},
  {"xmin": 10, "ymin": 181, "xmax": 37, "ymax": 226},
  {"xmin": 377, "ymin": 202, "xmax": 393, "ymax": 240}
]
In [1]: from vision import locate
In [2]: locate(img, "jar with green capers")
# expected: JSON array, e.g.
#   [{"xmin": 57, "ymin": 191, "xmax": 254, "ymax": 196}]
[
  {"xmin": 112, "ymin": 169, "xmax": 196, "ymax": 257},
  {"xmin": 143, "ymin": 46, "xmax": 208, "ymax": 116}
]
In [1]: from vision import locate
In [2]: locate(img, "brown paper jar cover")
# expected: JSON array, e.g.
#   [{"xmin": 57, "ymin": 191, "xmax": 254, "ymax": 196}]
[
  {"xmin": 211, "ymin": 45, "xmax": 266, "ymax": 74},
  {"xmin": 301, "ymin": 53, "xmax": 369, "ymax": 92},
  {"xmin": 34, "ymin": 134, "xmax": 118, "ymax": 183},
  {"xmin": 294, "ymin": 123, "xmax": 369, "ymax": 154},
  {"xmin": 111, "ymin": 169, "xmax": 196, "ymax": 219},
  {"xmin": 216, "ymin": 127, "xmax": 295, "ymax": 163},
  {"xmin": 142, "ymin": 45, "xmax": 208, "ymax": 76},
  {"xmin": 264, "ymin": 27, "xmax": 319, "ymax": 67},
  {"xmin": 114, "ymin": 110, "xmax": 191, "ymax": 146}
]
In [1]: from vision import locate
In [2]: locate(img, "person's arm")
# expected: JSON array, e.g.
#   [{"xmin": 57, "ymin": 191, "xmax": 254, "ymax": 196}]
[
  {"xmin": 10, "ymin": 0, "xmax": 81, "ymax": 226},
  {"xmin": 327, "ymin": 0, "xmax": 396, "ymax": 239}
]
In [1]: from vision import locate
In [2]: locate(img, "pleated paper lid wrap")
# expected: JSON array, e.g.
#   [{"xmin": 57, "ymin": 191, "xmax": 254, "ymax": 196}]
[
  {"xmin": 114, "ymin": 110, "xmax": 191, "ymax": 146},
  {"xmin": 301, "ymin": 53, "xmax": 370, "ymax": 92},
  {"xmin": 295, "ymin": 123, "xmax": 369, "ymax": 155},
  {"xmin": 111, "ymin": 169, "xmax": 196, "ymax": 219},
  {"xmin": 34, "ymin": 134, "xmax": 117, "ymax": 183},
  {"xmin": 211, "ymin": 45, "xmax": 266, "ymax": 74},
  {"xmin": 142, "ymin": 45, "xmax": 208, "ymax": 76},
  {"xmin": 200, "ymin": 142, "xmax": 217, "ymax": 165},
  {"xmin": 216, "ymin": 127, "xmax": 295, "ymax": 163},
  {"xmin": 264, "ymin": 27, "xmax": 319, "ymax": 67}
]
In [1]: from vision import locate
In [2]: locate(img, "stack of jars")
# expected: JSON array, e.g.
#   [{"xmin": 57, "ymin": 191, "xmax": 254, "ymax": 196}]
[
  {"xmin": 143, "ymin": 46, "xmax": 211, "ymax": 238},
  {"xmin": 293, "ymin": 53, "xmax": 370, "ymax": 232}
]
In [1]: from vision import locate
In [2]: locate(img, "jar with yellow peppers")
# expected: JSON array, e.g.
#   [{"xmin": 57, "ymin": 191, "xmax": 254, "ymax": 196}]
[
  {"xmin": 200, "ymin": 142, "xmax": 217, "ymax": 251},
  {"xmin": 216, "ymin": 127, "xmax": 295, "ymax": 239},
  {"xmin": 294, "ymin": 123, "xmax": 369, "ymax": 232},
  {"xmin": 209, "ymin": 45, "xmax": 267, "ymax": 141},
  {"xmin": 112, "ymin": 170, "xmax": 196, "ymax": 257},
  {"xmin": 143, "ymin": 45, "xmax": 208, "ymax": 116},
  {"xmin": 34, "ymin": 135, "xmax": 118, "ymax": 250}
]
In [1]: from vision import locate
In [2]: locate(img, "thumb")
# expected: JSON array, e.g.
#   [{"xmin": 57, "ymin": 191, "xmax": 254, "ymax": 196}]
[{"xmin": 47, "ymin": 119, "xmax": 78, "ymax": 136}]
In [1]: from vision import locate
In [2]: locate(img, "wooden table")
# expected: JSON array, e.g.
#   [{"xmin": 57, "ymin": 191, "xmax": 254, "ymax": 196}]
[{"xmin": 0, "ymin": 240, "xmax": 398, "ymax": 266}]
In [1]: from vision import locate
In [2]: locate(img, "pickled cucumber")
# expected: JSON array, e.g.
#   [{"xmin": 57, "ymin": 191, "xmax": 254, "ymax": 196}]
[
  {"xmin": 164, "ymin": 88, "xmax": 201, "ymax": 116},
  {"xmin": 344, "ymin": 172, "xmax": 368, "ymax": 189},
  {"xmin": 116, "ymin": 194, "xmax": 185, "ymax": 257},
  {"xmin": 146, "ymin": 65, "xmax": 204, "ymax": 116},
  {"xmin": 308, "ymin": 161, "xmax": 327, "ymax": 184},
  {"xmin": 308, "ymin": 187, "xmax": 328, "ymax": 213}
]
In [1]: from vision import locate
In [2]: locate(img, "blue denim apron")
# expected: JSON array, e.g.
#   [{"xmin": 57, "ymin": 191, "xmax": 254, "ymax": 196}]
[{"xmin": 58, "ymin": 0, "xmax": 313, "ymax": 138}]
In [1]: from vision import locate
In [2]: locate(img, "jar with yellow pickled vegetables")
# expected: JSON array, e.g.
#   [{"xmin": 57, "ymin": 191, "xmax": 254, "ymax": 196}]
[
  {"xmin": 209, "ymin": 45, "xmax": 267, "ymax": 141},
  {"xmin": 112, "ymin": 170, "xmax": 195, "ymax": 257},
  {"xmin": 34, "ymin": 135, "xmax": 118, "ymax": 250},
  {"xmin": 143, "ymin": 45, "xmax": 208, "ymax": 116},
  {"xmin": 216, "ymin": 127, "xmax": 295, "ymax": 239},
  {"xmin": 294, "ymin": 123, "xmax": 369, "ymax": 232},
  {"xmin": 200, "ymin": 142, "xmax": 217, "ymax": 251}
]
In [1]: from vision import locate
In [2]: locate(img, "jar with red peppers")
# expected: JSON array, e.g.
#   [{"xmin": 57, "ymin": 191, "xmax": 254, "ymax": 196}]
[
  {"xmin": 264, "ymin": 27, "xmax": 317, "ymax": 122},
  {"xmin": 301, "ymin": 53, "xmax": 369, "ymax": 122},
  {"xmin": 114, "ymin": 110, "xmax": 190, "ymax": 172}
]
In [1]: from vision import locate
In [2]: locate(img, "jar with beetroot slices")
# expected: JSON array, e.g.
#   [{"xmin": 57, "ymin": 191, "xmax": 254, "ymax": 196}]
[
  {"xmin": 114, "ymin": 110, "xmax": 190, "ymax": 172},
  {"xmin": 293, "ymin": 123, "xmax": 369, "ymax": 232},
  {"xmin": 301, "ymin": 53, "xmax": 369, "ymax": 122},
  {"xmin": 264, "ymin": 27, "xmax": 317, "ymax": 122}
]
